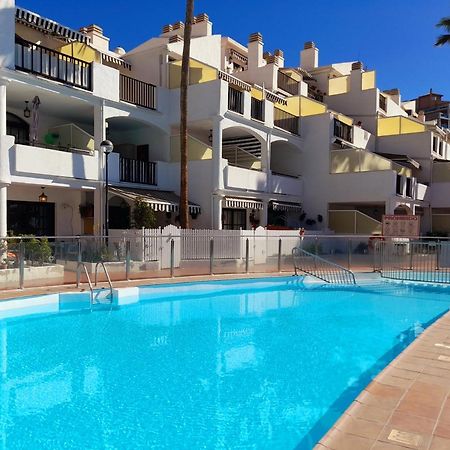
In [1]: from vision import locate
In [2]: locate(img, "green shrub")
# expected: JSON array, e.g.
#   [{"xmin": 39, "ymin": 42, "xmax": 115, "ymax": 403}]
[{"xmin": 133, "ymin": 198, "xmax": 156, "ymax": 229}]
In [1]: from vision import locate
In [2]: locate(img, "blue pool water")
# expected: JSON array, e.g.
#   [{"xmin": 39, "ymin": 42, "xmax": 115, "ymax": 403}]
[{"xmin": 0, "ymin": 277, "xmax": 449, "ymax": 449}]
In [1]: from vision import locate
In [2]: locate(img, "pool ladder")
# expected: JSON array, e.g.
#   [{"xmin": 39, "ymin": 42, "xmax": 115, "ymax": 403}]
[{"xmin": 77, "ymin": 262, "xmax": 114, "ymax": 307}]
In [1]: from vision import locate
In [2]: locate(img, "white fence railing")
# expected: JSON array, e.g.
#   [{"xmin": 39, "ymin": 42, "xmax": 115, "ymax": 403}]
[{"xmin": 181, "ymin": 229, "xmax": 241, "ymax": 260}]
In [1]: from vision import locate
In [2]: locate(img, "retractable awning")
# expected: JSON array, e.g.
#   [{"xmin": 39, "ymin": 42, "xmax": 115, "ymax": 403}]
[
  {"xmin": 16, "ymin": 7, "xmax": 90, "ymax": 44},
  {"xmin": 270, "ymin": 201, "xmax": 302, "ymax": 212},
  {"xmin": 224, "ymin": 197, "xmax": 263, "ymax": 210},
  {"xmin": 109, "ymin": 187, "xmax": 201, "ymax": 214}
]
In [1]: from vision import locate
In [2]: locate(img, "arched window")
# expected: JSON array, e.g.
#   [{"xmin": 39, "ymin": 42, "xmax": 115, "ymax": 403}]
[{"xmin": 7, "ymin": 112, "xmax": 29, "ymax": 145}]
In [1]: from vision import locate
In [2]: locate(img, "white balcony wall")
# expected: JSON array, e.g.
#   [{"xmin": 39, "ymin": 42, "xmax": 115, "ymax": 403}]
[
  {"xmin": 270, "ymin": 174, "xmax": 303, "ymax": 197},
  {"xmin": 11, "ymin": 144, "xmax": 99, "ymax": 180},
  {"xmin": 108, "ymin": 152, "xmax": 120, "ymax": 183},
  {"xmin": 352, "ymin": 125, "xmax": 375, "ymax": 151},
  {"xmin": 169, "ymin": 79, "xmax": 223, "ymax": 124},
  {"xmin": 224, "ymin": 165, "xmax": 267, "ymax": 192},
  {"xmin": 0, "ymin": 0, "xmax": 15, "ymax": 69},
  {"xmin": 92, "ymin": 62, "xmax": 120, "ymax": 102},
  {"xmin": 416, "ymin": 183, "xmax": 429, "ymax": 202}
]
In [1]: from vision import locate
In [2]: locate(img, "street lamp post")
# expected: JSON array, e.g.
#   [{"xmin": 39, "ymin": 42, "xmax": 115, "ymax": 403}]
[{"xmin": 100, "ymin": 140, "xmax": 114, "ymax": 238}]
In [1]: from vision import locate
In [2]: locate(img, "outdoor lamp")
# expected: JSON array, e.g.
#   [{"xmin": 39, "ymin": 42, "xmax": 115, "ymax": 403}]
[
  {"xmin": 101, "ymin": 140, "xmax": 114, "ymax": 238},
  {"xmin": 23, "ymin": 101, "xmax": 31, "ymax": 118},
  {"xmin": 38, "ymin": 187, "xmax": 48, "ymax": 203}
]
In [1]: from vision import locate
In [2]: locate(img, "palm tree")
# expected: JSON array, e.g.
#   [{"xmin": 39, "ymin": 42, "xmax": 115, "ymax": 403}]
[
  {"xmin": 435, "ymin": 16, "xmax": 450, "ymax": 46},
  {"xmin": 179, "ymin": 0, "xmax": 194, "ymax": 229}
]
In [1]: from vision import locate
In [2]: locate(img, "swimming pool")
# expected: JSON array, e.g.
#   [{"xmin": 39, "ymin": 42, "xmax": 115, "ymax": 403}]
[{"xmin": 0, "ymin": 277, "xmax": 449, "ymax": 449}]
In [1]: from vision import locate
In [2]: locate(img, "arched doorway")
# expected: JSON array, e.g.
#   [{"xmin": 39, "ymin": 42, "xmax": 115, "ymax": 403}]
[{"xmin": 394, "ymin": 204, "xmax": 412, "ymax": 216}]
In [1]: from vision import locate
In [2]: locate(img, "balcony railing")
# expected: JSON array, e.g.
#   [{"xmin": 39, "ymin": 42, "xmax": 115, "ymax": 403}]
[
  {"xmin": 120, "ymin": 75, "xmax": 157, "ymax": 110},
  {"xmin": 251, "ymin": 98, "xmax": 264, "ymax": 121},
  {"xmin": 274, "ymin": 108, "xmax": 299, "ymax": 134},
  {"xmin": 277, "ymin": 71, "xmax": 299, "ymax": 96},
  {"xmin": 120, "ymin": 157, "xmax": 157, "ymax": 185},
  {"xmin": 15, "ymin": 39, "xmax": 92, "ymax": 90},
  {"xmin": 228, "ymin": 86, "xmax": 244, "ymax": 114}
]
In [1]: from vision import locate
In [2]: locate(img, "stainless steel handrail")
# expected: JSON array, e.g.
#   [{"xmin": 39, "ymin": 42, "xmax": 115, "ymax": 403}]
[
  {"xmin": 292, "ymin": 246, "xmax": 356, "ymax": 284},
  {"xmin": 94, "ymin": 262, "xmax": 114, "ymax": 303},
  {"xmin": 76, "ymin": 262, "xmax": 94, "ymax": 304}
]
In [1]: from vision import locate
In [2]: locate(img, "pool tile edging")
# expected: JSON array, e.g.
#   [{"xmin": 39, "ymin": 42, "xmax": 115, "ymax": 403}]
[{"xmin": 315, "ymin": 310, "xmax": 450, "ymax": 450}]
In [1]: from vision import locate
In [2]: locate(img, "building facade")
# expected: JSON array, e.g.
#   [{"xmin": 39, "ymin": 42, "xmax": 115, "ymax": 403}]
[{"xmin": 0, "ymin": 1, "xmax": 449, "ymax": 236}]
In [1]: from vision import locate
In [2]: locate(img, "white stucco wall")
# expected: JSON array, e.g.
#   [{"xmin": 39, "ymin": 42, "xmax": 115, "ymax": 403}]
[{"xmin": 0, "ymin": 0, "xmax": 15, "ymax": 69}]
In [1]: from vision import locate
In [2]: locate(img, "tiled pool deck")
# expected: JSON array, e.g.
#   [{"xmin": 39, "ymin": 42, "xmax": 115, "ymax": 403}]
[
  {"xmin": 0, "ymin": 273, "xmax": 449, "ymax": 449},
  {"xmin": 316, "ymin": 311, "xmax": 450, "ymax": 450}
]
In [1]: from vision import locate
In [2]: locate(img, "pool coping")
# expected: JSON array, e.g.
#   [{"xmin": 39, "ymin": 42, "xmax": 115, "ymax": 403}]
[{"xmin": 315, "ymin": 309, "xmax": 450, "ymax": 450}]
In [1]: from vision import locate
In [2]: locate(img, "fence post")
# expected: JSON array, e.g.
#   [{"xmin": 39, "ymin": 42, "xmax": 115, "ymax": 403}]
[
  {"xmin": 209, "ymin": 238, "xmax": 214, "ymax": 275},
  {"xmin": 170, "ymin": 239, "xmax": 174, "ymax": 278},
  {"xmin": 409, "ymin": 245, "xmax": 414, "ymax": 271},
  {"xmin": 314, "ymin": 237, "xmax": 319, "ymax": 255},
  {"xmin": 125, "ymin": 240, "xmax": 131, "ymax": 280},
  {"xmin": 19, "ymin": 239, "xmax": 25, "ymax": 290},
  {"xmin": 436, "ymin": 242, "xmax": 440, "ymax": 271},
  {"xmin": 76, "ymin": 237, "xmax": 81, "ymax": 287},
  {"xmin": 347, "ymin": 240, "xmax": 352, "ymax": 270},
  {"xmin": 245, "ymin": 238, "xmax": 249, "ymax": 274},
  {"xmin": 278, "ymin": 238, "xmax": 282, "ymax": 272}
]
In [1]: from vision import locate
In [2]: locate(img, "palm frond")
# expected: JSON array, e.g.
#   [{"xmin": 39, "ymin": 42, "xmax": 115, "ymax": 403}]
[
  {"xmin": 436, "ymin": 17, "xmax": 450, "ymax": 32},
  {"xmin": 435, "ymin": 33, "xmax": 450, "ymax": 46}
]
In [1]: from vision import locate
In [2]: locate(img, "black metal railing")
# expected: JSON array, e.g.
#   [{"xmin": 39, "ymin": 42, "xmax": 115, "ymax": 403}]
[
  {"xmin": 376, "ymin": 240, "xmax": 450, "ymax": 284},
  {"xmin": 120, "ymin": 157, "xmax": 157, "ymax": 185},
  {"xmin": 251, "ymin": 98, "xmax": 264, "ymax": 121},
  {"xmin": 379, "ymin": 93, "xmax": 387, "ymax": 112},
  {"xmin": 334, "ymin": 118, "xmax": 353, "ymax": 142},
  {"xmin": 15, "ymin": 39, "xmax": 92, "ymax": 90},
  {"xmin": 120, "ymin": 75, "xmax": 157, "ymax": 110},
  {"xmin": 277, "ymin": 71, "xmax": 299, "ymax": 96},
  {"xmin": 274, "ymin": 108, "xmax": 299, "ymax": 134},
  {"xmin": 228, "ymin": 86, "xmax": 244, "ymax": 114}
]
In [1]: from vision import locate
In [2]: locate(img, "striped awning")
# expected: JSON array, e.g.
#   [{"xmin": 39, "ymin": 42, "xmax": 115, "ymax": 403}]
[
  {"xmin": 16, "ymin": 7, "xmax": 90, "ymax": 44},
  {"xmin": 271, "ymin": 201, "xmax": 302, "ymax": 212},
  {"xmin": 110, "ymin": 187, "xmax": 201, "ymax": 214},
  {"xmin": 224, "ymin": 197, "xmax": 263, "ymax": 210}
]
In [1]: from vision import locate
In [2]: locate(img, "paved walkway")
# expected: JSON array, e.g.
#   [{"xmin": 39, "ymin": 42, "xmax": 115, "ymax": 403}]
[{"xmin": 316, "ymin": 311, "xmax": 450, "ymax": 450}]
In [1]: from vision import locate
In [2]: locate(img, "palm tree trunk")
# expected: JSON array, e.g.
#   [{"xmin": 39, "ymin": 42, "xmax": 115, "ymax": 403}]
[{"xmin": 179, "ymin": 0, "xmax": 194, "ymax": 229}]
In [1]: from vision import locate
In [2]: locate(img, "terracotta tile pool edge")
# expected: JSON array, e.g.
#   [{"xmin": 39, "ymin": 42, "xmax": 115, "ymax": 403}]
[{"xmin": 315, "ymin": 310, "xmax": 450, "ymax": 450}]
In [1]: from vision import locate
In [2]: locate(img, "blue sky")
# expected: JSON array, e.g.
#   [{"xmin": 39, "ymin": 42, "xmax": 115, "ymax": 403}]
[{"xmin": 18, "ymin": 0, "xmax": 450, "ymax": 100}]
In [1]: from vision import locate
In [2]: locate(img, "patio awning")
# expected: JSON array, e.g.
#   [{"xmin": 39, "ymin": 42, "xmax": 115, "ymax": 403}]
[
  {"xmin": 270, "ymin": 201, "xmax": 302, "ymax": 212},
  {"xmin": 16, "ymin": 7, "xmax": 90, "ymax": 44},
  {"xmin": 109, "ymin": 187, "xmax": 201, "ymax": 214},
  {"xmin": 224, "ymin": 197, "xmax": 263, "ymax": 210}
]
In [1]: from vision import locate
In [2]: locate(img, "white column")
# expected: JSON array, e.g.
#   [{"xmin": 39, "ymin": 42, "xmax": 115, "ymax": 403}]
[
  {"xmin": 264, "ymin": 132, "xmax": 272, "ymax": 193},
  {"xmin": 94, "ymin": 103, "xmax": 106, "ymax": 235},
  {"xmin": 0, "ymin": 81, "xmax": 8, "ymax": 238},
  {"xmin": 212, "ymin": 116, "xmax": 224, "ymax": 191},
  {"xmin": 212, "ymin": 195, "xmax": 223, "ymax": 230},
  {"xmin": 260, "ymin": 201, "xmax": 268, "ymax": 227}
]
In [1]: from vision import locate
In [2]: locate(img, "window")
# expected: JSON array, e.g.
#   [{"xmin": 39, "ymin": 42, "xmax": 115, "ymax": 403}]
[
  {"xmin": 251, "ymin": 98, "xmax": 264, "ymax": 122},
  {"xmin": 405, "ymin": 178, "xmax": 412, "ymax": 198},
  {"xmin": 396, "ymin": 174, "xmax": 403, "ymax": 195},
  {"xmin": 222, "ymin": 208, "xmax": 246, "ymax": 230},
  {"xmin": 433, "ymin": 136, "xmax": 439, "ymax": 153},
  {"xmin": 7, "ymin": 201, "xmax": 55, "ymax": 236},
  {"xmin": 6, "ymin": 112, "xmax": 29, "ymax": 145},
  {"xmin": 333, "ymin": 119, "xmax": 353, "ymax": 143}
]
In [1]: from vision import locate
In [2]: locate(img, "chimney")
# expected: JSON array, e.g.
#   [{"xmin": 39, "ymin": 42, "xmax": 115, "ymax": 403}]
[
  {"xmin": 248, "ymin": 32, "xmax": 264, "ymax": 69},
  {"xmin": 160, "ymin": 21, "xmax": 185, "ymax": 39},
  {"xmin": 80, "ymin": 24, "xmax": 109, "ymax": 52},
  {"xmin": 274, "ymin": 49, "xmax": 284, "ymax": 68},
  {"xmin": 192, "ymin": 13, "xmax": 212, "ymax": 37},
  {"xmin": 349, "ymin": 61, "xmax": 363, "ymax": 91},
  {"xmin": 300, "ymin": 41, "xmax": 318, "ymax": 71}
]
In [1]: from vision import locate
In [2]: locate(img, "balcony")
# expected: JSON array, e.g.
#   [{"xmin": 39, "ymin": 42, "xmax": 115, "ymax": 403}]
[
  {"xmin": 11, "ymin": 144, "xmax": 98, "ymax": 180},
  {"xmin": 328, "ymin": 210, "xmax": 382, "ymax": 235},
  {"xmin": 224, "ymin": 165, "xmax": 267, "ymax": 192},
  {"xmin": 15, "ymin": 39, "xmax": 92, "ymax": 90},
  {"xmin": 119, "ymin": 75, "xmax": 157, "ymax": 110},
  {"xmin": 379, "ymin": 93, "xmax": 387, "ymax": 112},
  {"xmin": 274, "ymin": 108, "xmax": 299, "ymax": 134},
  {"xmin": 270, "ymin": 173, "xmax": 303, "ymax": 197},
  {"xmin": 120, "ymin": 157, "xmax": 157, "ymax": 185},
  {"xmin": 277, "ymin": 71, "xmax": 299, "ymax": 96}
]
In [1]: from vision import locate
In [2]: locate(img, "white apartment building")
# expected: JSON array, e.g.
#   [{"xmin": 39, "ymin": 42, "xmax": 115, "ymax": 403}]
[{"xmin": 0, "ymin": 1, "xmax": 449, "ymax": 237}]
